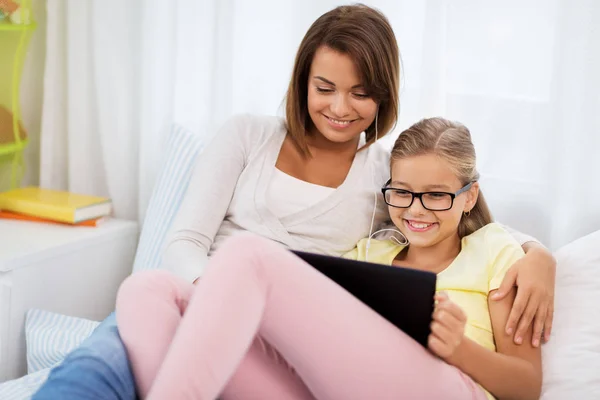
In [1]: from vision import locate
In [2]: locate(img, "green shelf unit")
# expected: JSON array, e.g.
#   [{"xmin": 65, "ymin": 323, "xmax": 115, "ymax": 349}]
[{"xmin": 0, "ymin": 0, "xmax": 36, "ymax": 190}]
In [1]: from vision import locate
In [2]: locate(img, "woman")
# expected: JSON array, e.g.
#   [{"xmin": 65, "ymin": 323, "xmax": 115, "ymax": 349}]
[{"xmin": 33, "ymin": 4, "xmax": 554, "ymax": 400}]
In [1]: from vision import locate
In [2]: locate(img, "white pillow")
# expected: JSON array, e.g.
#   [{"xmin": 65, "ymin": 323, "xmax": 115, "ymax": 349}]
[{"xmin": 541, "ymin": 229, "xmax": 600, "ymax": 399}]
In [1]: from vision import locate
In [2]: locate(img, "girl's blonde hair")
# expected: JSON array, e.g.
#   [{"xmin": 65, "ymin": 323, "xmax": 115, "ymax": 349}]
[
  {"xmin": 285, "ymin": 4, "xmax": 400, "ymax": 157},
  {"xmin": 391, "ymin": 117, "xmax": 493, "ymax": 238}
]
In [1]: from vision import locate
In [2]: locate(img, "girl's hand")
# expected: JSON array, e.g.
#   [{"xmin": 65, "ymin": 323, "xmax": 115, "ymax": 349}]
[
  {"xmin": 492, "ymin": 245, "xmax": 556, "ymax": 347},
  {"xmin": 428, "ymin": 292, "xmax": 467, "ymax": 362}
]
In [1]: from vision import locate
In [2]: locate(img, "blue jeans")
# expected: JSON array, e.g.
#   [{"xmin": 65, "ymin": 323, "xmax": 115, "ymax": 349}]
[{"xmin": 32, "ymin": 312, "xmax": 137, "ymax": 400}]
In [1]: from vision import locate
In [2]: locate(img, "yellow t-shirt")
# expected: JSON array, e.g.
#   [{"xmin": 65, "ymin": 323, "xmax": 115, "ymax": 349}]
[{"xmin": 344, "ymin": 223, "xmax": 525, "ymax": 400}]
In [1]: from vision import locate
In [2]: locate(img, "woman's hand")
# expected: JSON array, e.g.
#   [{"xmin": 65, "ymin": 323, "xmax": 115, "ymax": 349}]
[
  {"xmin": 428, "ymin": 292, "xmax": 467, "ymax": 362},
  {"xmin": 492, "ymin": 245, "xmax": 556, "ymax": 347}
]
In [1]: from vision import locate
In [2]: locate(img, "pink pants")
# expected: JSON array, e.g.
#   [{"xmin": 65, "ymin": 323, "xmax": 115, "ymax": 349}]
[{"xmin": 116, "ymin": 234, "xmax": 487, "ymax": 400}]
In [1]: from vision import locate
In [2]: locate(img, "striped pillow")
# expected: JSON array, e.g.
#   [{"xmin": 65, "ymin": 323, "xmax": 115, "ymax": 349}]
[
  {"xmin": 25, "ymin": 309, "xmax": 100, "ymax": 374},
  {"xmin": 133, "ymin": 124, "xmax": 204, "ymax": 271}
]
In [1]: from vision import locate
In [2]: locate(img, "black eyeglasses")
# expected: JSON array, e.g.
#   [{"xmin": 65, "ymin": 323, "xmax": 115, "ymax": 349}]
[{"xmin": 381, "ymin": 181, "xmax": 473, "ymax": 211}]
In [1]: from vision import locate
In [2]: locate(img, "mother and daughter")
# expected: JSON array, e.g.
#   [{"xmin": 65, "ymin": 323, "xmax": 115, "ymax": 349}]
[{"xmin": 34, "ymin": 4, "xmax": 553, "ymax": 400}]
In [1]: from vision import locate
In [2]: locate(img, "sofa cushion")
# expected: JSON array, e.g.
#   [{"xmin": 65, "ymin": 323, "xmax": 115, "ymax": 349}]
[{"xmin": 541, "ymin": 229, "xmax": 600, "ymax": 399}]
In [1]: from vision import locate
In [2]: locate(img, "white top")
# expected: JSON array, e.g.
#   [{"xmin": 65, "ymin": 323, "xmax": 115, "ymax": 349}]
[
  {"xmin": 161, "ymin": 114, "xmax": 391, "ymax": 282},
  {"xmin": 266, "ymin": 168, "xmax": 336, "ymax": 219},
  {"xmin": 161, "ymin": 114, "xmax": 538, "ymax": 283}
]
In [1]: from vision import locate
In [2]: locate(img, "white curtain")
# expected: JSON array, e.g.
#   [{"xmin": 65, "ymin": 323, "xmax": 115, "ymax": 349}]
[{"xmin": 40, "ymin": 0, "xmax": 600, "ymax": 250}]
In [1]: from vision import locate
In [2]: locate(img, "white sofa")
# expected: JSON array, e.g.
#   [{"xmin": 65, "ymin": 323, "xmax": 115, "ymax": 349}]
[{"xmin": 0, "ymin": 124, "xmax": 598, "ymax": 399}]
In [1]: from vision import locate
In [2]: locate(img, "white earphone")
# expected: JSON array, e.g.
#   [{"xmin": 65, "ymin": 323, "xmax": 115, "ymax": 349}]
[{"xmin": 365, "ymin": 106, "xmax": 409, "ymax": 262}]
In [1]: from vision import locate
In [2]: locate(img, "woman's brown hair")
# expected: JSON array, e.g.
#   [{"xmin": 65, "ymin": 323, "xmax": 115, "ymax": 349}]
[
  {"xmin": 285, "ymin": 4, "xmax": 400, "ymax": 157},
  {"xmin": 391, "ymin": 117, "xmax": 494, "ymax": 238}
]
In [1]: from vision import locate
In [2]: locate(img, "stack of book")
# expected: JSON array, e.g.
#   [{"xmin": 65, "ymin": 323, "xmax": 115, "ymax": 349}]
[{"xmin": 0, "ymin": 187, "xmax": 112, "ymax": 227}]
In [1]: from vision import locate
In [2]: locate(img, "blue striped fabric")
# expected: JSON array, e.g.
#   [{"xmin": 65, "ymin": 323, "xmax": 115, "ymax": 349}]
[
  {"xmin": 26, "ymin": 309, "xmax": 100, "ymax": 374},
  {"xmin": 133, "ymin": 124, "xmax": 205, "ymax": 272},
  {"xmin": 0, "ymin": 124, "xmax": 204, "ymax": 399}
]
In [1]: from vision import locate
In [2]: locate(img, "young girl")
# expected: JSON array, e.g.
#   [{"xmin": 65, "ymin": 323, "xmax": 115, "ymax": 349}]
[{"xmin": 116, "ymin": 117, "xmax": 541, "ymax": 400}]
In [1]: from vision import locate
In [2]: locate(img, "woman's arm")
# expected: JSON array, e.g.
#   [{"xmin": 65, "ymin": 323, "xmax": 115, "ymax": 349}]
[
  {"xmin": 495, "ymin": 226, "xmax": 556, "ymax": 346},
  {"xmin": 445, "ymin": 289, "xmax": 542, "ymax": 400},
  {"xmin": 160, "ymin": 115, "xmax": 254, "ymax": 283}
]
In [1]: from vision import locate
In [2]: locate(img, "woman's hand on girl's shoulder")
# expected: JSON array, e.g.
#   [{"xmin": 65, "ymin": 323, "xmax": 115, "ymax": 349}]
[
  {"xmin": 492, "ymin": 245, "xmax": 556, "ymax": 347},
  {"xmin": 428, "ymin": 292, "xmax": 467, "ymax": 362}
]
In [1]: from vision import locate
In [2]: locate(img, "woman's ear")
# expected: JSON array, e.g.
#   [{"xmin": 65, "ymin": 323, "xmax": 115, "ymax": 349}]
[{"xmin": 465, "ymin": 182, "xmax": 480, "ymax": 212}]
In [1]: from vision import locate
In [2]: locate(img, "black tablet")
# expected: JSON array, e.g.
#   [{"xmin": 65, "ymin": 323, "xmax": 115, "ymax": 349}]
[{"xmin": 292, "ymin": 250, "xmax": 437, "ymax": 348}]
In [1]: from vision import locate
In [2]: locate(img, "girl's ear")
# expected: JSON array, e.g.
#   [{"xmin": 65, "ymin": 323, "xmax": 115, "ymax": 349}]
[{"xmin": 465, "ymin": 182, "xmax": 480, "ymax": 212}]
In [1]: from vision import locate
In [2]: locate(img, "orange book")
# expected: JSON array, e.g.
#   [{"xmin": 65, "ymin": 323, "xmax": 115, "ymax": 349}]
[{"xmin": 0, "ymin": 210, "xmax": 104, "ymax": 227}]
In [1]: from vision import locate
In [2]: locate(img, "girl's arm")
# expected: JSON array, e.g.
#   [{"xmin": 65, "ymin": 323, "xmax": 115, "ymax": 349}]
[
  {"xmin": 496, "ymin": 225, "xmax": 556, "ymax": 346},
  {"xmin": 438, "ymin": 289, "xmax": 542, "ymax": 400},
  {"xmin": 160, "ymin": 115, "xmax": 255, "ymax": 283}
]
